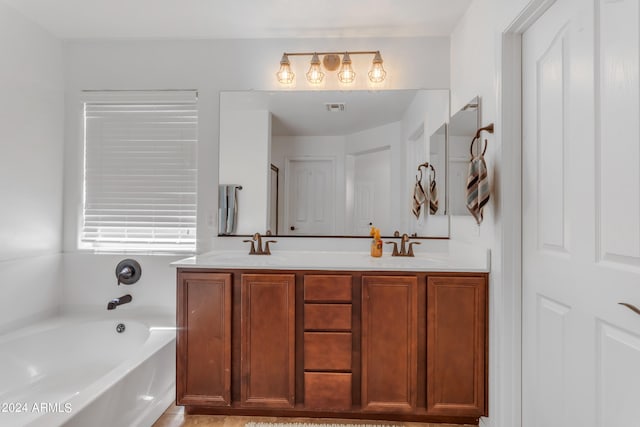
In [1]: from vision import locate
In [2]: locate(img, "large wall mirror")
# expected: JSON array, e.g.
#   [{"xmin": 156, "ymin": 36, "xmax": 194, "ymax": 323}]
[{"xmin": 218, "ymin": 89, "xmax": 450, "ymax": 238}]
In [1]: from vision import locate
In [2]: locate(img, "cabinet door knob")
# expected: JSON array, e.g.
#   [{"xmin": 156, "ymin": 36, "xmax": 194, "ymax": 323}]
[
  {"xmin": 619, "ymin": 302, "xmax": 640, "ymax": 316},
  {"xmin": 290, "ymin": 226, "xmax": 295, "ymax": 231}
]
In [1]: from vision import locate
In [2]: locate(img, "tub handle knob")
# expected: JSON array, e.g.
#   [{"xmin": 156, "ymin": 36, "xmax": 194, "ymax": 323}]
[{"xmin": 115, "ymin": 259, "xmax": 142, "ymax": 285}]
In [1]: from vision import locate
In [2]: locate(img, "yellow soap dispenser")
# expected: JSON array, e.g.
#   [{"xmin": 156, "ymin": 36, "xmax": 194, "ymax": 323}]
[{"xmin": 370, "ymin": 226, "xmax": 382, "ymax": 257}]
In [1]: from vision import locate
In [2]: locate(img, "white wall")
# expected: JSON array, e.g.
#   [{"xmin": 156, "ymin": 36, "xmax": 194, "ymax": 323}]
[
  {"xmin": 61, "ymin": 36, "xmax": 450, "ymax": 309},
  {"xmin": 449, "ymin": 1, "xmax": 531, "ymax": 426},
  {"xmin": 219, "ymin": 109, "xmax": 271, "ymax": 235},
  {"xmin": 0, "ymin": 2, "xmax": 64, "ymax": 331}
]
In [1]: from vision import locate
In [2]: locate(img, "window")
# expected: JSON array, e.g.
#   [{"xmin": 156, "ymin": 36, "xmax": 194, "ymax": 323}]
[{"xmin": 81, "ymin": 90, "xmax": 198, "ymax": 253}]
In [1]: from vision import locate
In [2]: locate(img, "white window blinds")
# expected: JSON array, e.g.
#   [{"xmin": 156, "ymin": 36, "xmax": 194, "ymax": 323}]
[{"xmin": 81, "ymin": 90, "xmax": 198, "ymax": 253}]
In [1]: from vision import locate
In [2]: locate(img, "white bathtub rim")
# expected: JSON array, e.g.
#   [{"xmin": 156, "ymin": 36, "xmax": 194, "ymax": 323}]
[
  {"xmin": 0, "ymin": 306, "xmax": 174, "ymax": 345},
  {"xmin": 0, "ymin": 308, "xmax": 175, "ymax": 427}
]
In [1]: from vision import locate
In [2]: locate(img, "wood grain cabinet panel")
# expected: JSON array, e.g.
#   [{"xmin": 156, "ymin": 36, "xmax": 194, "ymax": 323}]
[
  {"xmin": 176, "ymin": 272, "xmax": 232, "ymax": 406},
  {"xmin": 241, "ymin": 274, "xmax": 296, "ymax": 408},
  {"xmin": 426, "ymin": 275, "xmax": 487, "ymax": 417},
  {"xmin": 361, "ymin": 275, "xmax": 418, "ymax": 412}
]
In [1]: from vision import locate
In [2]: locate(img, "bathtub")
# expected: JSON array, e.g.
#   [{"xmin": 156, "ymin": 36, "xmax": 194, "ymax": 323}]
[{"xmin": 0, "ymin": 309, "xmax": 176, "ymax": 427}]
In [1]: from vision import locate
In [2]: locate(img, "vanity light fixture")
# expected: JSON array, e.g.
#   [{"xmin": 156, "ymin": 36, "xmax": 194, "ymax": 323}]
[
  {"xmin": 306, "ymin": 53, "xmax": 325, "ymax": 84},
  {"xmin": 337, "ymin": 52, "xmax": 355, "ymax": 83},
  {"xmin": 276, "ymin": 50, "xmax": 386, "ymax": 85},
  {"xmin": 368, "ymin": 51, "xmax": 387, "ymax": 83},
  {"xmin": 276, "ymin": 54, "xmax": 295, "ymax": 84}
]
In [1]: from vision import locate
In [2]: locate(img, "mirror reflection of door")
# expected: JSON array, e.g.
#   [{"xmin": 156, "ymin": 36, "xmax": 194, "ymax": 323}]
[
  {"xmin": 347, "ymin": 148, "xmax": 391, "ymax": 235},
  {"xmin": 285, "ymin": 158, "xmax": 335, "ymax": 235},
  {"xmin": 268, "ymin": 164, "xmax": 279, "ymax": 234}
]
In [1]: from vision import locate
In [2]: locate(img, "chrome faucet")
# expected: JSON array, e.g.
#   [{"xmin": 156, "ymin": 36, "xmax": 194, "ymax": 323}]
[
  {"xmin": 243, "ymin": 232, "xmax": 277, "ymax": 255},
  {"xmin": 385, "ymin": 232, "xmax": 421, "ymax": 257},
  {"xmin": 107, "ymin": 294, "xmax": 132, "ymax": 310}
]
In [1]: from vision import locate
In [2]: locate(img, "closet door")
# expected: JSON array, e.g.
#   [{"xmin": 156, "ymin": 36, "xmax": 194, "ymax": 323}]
[{"xmin": 522, "ymin": 0, "xmax": 640, "ymax": 426}]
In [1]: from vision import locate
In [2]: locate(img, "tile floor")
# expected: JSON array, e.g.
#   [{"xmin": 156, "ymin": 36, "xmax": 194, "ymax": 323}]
[{"xmin": 151, "ymin": 404, "xmax": 477, "ymax": 427}]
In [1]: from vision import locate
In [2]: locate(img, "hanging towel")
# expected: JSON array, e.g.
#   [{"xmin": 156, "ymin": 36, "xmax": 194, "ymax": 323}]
[
  {"xmin": 412, "ymin": 177, "xmax": 427, "ymax": 219},
  {"xmin": 466, "ymin": 138, "xmax": 490, "ymax": 224},
  {"xmin": 218, "ymin": 184, "xmax": 242, "ymax": 235},
  {"xmin": 428, "ymin": 164, "xmax": 439, "ymax": 215},
  {"xmin": 429, "ymin": 179, "xmax": 439, "ymax": 215}
]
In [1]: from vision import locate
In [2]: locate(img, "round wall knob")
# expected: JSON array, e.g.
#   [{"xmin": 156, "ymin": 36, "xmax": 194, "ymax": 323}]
[{"xmin": 115, "ymin": 259, "xmax": 142, "ymax": 285}]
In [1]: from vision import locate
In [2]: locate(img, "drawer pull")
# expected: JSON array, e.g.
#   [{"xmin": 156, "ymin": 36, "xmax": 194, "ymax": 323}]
[{"xmin": 619, "ymin": 302, "xmax": 640, "ymax": 316}]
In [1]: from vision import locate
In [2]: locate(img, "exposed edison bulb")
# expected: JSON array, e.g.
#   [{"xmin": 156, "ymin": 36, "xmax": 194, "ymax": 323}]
[
  {"xmin": 337, "ymin": 52, "xmax": 356, "ymax": 84},
  {"xmin": 368, "ymin": 51, "xmax": 386, "ymax": 83},
  {"xmin": 276, "ymin": 54, "xmax": 295, "ymax": 84},
  {"xmin": 306, "ymin": 53, "xmax": 324, "ymax": 84}
]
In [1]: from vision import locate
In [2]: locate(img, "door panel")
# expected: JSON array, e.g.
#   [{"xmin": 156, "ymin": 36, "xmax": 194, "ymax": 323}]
[
  {"xmin": 361, "ymin": 276, "xmax": 417, "ymax": 412},
  {"xmin": 426, "ymin": 276, "xmax": 486, "ymax": 417},
  {"xmin": 287, "ymin": 159, "xmax": 334, "ymax": 235},
  {"xmin": 177, "ymin": 272, "xmax": 232, "ymax": 406},
  {"xmin": 241, "ymin": 274, "xmax": 295, "ymax": 408},
  {"xmin": 522, "ymin": 1, "xmax": 640, "ymax": 426},
  {"xmin": 598, "ymin": 0, "xmax": 640, "ymax": 266}
]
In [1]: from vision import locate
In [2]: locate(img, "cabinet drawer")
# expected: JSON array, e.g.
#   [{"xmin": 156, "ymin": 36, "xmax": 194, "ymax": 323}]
[
  {"xmin": 305, "ymin": 304, "xmax": 352, "ymax": 331},
  {"xmin": 304, "ymin": 275, "xmax": 352, "ymax": 302},
  {"xmin": 304, "ymin": 332, "xmax": 352, "ymax": 370},
  {"xmin": 304, "ymin": 372, "xmax": 352, "ymax": 410}
]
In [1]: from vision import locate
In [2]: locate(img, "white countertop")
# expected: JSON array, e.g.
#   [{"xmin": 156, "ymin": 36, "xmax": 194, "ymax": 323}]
[{"xmin": 172, "ymin": 244, "xmax": 490, "ymax": 273}]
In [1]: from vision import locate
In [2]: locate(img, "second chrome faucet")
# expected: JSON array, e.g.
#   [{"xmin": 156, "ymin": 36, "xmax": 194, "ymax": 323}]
[
  {"xmin": 244, "ymin": 232, "xmax": 277, "ymax": 255},
  {"xmin": 385, "ymin": 232, "xmax": 420, "ymax": 257}
]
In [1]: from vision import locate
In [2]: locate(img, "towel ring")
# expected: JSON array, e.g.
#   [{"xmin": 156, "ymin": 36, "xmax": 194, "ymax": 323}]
[
  {"xmin": 470, "ymin": 136, "xmax": 488, "ymax": 157},
  {"xmin": 416, "ymin": 162, "xmax": 435, "ymax": 182},
  {"xmin": 470, "ymin": 123, "xmax": 494, "ymax": 157}
]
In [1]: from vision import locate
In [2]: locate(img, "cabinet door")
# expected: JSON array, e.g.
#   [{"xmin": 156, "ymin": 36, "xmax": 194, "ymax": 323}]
[
  {"xmin": 241, "ymin": 274, "xmax": 296, "ymax": 408},
  {"xmin": 427, "ymin": 275, "xmax": 487, "ymax": 417},
  {"xmin": 361, "ymin": 275, "xmax": 418, "ymax": 412},
  {"xmin": 177, "ymin": 272, "xmax": 232, "ymax": 406}
]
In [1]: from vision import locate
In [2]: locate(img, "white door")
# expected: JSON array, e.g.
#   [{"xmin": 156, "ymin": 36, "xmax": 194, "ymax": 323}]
[
  {"xmin": 286, "ymin": 159, "xmax": 334, "ymax": 235},
  {"xmin": 353, "ymin": 182, "xmax": 374, "ymax": 235},
  {"xmin": 349, "ymin": 148, "xmax": 391, "ymax": 235},
  {"xmin": 522, "ymin": 1, "xmax": 640, "ymax": 426}
]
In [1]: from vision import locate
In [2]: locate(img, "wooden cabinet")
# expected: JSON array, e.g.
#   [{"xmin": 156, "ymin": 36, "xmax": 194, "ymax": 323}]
[
  {"xmin": 176, "ymin": 272, "xmax": 232, "ymax": 406},
  {"xmin": 361, "ymin": 275, "xmax": 418, "ymax": 412},
  {"xmin": 176, "ymin": 268, "xmax": 488, "ymax": 425},
  {"xmin": 240, "ymin": 274, "xmax": 296, "ymax": 408},
  {"xmin": 427, "ymin": 275, "xmax": 487, "ymax": 418}
]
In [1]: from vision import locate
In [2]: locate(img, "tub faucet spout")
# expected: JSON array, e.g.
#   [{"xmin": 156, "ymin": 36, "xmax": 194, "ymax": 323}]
[{"xmin": 107, "ymin": 294, "xmax": 132, "ymax": 310}]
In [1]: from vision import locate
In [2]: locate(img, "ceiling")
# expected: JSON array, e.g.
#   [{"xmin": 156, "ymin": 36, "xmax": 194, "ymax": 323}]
[
  {"xmin": 222, "ymin": 90, "xmax": 422, "ymax": 136},
  {"xmin": 1, "ymin": 0, "xmax": 472, "ymax": 39}
]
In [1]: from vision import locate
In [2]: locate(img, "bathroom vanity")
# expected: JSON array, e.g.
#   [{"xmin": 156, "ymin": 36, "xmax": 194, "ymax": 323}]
[{"xmin": 173, "ymin": 249, "xmax": 489, "ymax": 425}]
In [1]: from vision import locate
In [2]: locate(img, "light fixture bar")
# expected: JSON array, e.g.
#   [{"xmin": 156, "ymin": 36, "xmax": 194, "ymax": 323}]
[
  {"xmin": 276, "ymin": 51, "xmax": 386, "ymax": 85},
  {"xmin": 283, "ymin": 50, "xmax": 380, "ymax": 57}
]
